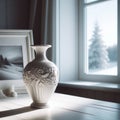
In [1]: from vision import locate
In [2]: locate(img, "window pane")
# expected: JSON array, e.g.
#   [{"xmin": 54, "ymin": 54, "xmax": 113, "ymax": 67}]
[{"xmin": 85, "ymin": 0, "xmax": 117, "ymax": 75}]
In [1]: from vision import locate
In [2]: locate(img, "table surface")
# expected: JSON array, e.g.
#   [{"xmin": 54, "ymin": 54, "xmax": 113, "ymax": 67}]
[{"xmin": 0, "ymin": 92, "xmax": 120, "ymax": 120}]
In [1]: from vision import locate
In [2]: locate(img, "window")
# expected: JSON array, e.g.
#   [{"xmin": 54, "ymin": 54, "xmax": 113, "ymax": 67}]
[
  {"xmin": 79, "ymin": 0, "xmax": 119, "ymax": 83},
  {"xmin": 85, "ymin": 0, "xmax": 117, "ymax": 75},
  {"xmin": 55, "ymin": 0, "xmax": 119, "ymax": 84}
]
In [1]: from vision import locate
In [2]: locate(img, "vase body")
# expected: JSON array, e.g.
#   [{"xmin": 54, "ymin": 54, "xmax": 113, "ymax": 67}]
[{"xmin": 23, "ymin": 45, "xmax": 59, "ymax": 108}]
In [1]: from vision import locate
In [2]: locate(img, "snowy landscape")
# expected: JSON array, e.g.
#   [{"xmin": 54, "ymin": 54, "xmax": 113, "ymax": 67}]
[
  {"xmin": 86, "ymin": 0, "xmax": 117, "ymax": 76},
  {"xmin": 89, "ymin": 62, "xmax": 117, "ymax": 75},
  {"xmin": 88, "ymin": 23, "xmax": 117, "ymax": 76},
  {"xmin": 0, "ymin": 46, "xmax": 23, "ymax": 80}
]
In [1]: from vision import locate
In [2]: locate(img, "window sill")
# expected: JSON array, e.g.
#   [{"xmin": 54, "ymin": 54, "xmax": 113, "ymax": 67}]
[
  {"xmin": 59, "ymin": 81, "xmax": 120, "ymax": 92},
  {"xmin": 56, "ymin": 81, "xmax": 120, "ymax": 103}
]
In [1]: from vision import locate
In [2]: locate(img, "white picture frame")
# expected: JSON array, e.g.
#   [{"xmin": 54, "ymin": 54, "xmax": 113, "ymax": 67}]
[{"xmin": 0, "ymin": 30, "xmax": 34, "ymax": 95}]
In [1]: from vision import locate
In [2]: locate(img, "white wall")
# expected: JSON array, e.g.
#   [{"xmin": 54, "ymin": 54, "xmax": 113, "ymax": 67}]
[{"xmin": 58, "ymin": 0, "xmax": 78, "ymax": 82}]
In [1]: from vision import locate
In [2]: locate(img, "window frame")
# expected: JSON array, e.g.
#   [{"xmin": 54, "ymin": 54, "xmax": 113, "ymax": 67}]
[{"xmin": 79, "ymin": 0, "xmax": 120, "ymax": 83}]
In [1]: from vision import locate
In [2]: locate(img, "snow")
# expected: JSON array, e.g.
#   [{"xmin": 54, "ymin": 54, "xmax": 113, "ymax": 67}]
[
  {"xmin": 0, "ymin": 64, "xmax": 23, "ymax": 80},
  {"xmin": 88, "ymin": 62, "xmax": 117, "ymax": 75},
  {"xmin": 90, "ymin": 66, "xmax": 117, "ymax": 75}
]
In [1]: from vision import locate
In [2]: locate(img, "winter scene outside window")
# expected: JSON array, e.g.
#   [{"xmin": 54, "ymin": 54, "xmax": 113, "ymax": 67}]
[
  {"xmin": 85, "ymin": 0, "xmax": 117, "ymax": 75},
  {"xmin": 0, "ymin": 46, "xmax": 23, "ymax": 80}
]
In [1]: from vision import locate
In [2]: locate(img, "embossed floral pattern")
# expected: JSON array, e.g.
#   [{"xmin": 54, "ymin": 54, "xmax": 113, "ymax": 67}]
[{"xmin": 23, "ymin": 62, "xmax": 58, "ymax": 85}]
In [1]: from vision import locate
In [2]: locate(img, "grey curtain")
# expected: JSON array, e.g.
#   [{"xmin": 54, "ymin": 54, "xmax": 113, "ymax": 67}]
[
  {"xmin": 29, "ymin": 0, "xmax": 55, "ymax": 60},
  {"xmin": 29, "ymin": 0, "xmax": 53, "ymax": 44}
]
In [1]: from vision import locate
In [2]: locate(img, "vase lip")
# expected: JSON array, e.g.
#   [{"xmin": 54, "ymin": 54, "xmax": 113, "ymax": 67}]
[{"xmin": 31, "ymin": 44, "xmax": 51, "ymax": 48}]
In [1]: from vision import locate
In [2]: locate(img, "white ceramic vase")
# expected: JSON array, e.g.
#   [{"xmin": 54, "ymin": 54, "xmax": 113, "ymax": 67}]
[{"xmin": 23, "ymin": 45, "xmax": 59, "ymax": 108}]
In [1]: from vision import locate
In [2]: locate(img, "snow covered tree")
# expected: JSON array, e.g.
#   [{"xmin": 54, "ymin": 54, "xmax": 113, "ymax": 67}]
[
  {"xmin": 107, "ymin": 45, "xmax": 117, "ymax": 62},
  {"xmin": 89, "ymin": 23, "xmax": 109, "ymax": 70}
]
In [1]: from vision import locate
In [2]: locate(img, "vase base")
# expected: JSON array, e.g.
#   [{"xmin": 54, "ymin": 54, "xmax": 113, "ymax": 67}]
[{"xmin": 31, "ymin": 102, "xmax": 48, "ymax": 109}]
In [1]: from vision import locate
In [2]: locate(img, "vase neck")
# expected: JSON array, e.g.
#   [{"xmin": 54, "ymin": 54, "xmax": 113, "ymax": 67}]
[{"xmin": 32, "ymin": 45, "xmax": 51, "ymax": 61}]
